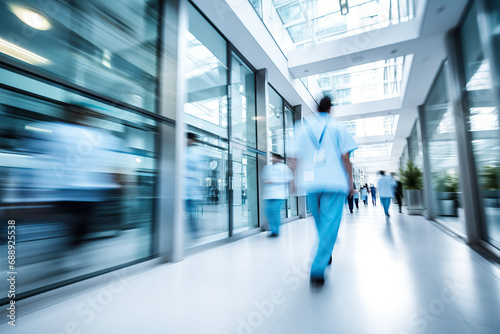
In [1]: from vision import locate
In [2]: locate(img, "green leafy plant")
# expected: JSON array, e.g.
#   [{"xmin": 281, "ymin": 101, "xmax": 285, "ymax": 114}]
[
  {"xmin": 435, "ymin": 171, "xmax": 459, "ymax": 193},
  {"xmin": 480, "ymin": 166, "xmax": 500, "ymax": 191},
  {"xmin": 399, "ymin": 161, "xmax": 423, "ymax": 190}
]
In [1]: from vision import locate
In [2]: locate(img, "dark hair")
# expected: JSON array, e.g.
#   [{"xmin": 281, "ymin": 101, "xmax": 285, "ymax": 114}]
[
  {"xmin": 318, "ymin": 97, "xmax": 332, "ymax": 112},
  {"xmin": 187, "ymin": 132, "xmax": 199, "ymax": 141},
  {"xmin": 380, "ymin": 170, "xmax": 385, "ymax": 175},
  {"xmin": 271, "ymin": 152, "xmax": 284, "ymax": 161}
]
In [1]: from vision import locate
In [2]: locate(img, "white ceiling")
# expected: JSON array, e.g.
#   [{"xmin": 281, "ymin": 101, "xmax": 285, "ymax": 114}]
[
  {"xmin": 192, "ymin": 0, "xmax": 470, "ymax": 174},
  {"xmin": 287, "ymin": 0, "xmax": 469, "ymax": 174}
]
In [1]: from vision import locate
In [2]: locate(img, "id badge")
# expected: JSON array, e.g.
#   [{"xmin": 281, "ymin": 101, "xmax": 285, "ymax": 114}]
[{"xmin": 314, "ymin": 149, "xmax": 327, "ymax": 164}]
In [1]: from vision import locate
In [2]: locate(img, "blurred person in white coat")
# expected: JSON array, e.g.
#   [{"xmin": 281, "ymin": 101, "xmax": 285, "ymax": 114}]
[
  {"xmin": 377, "ymin": 170, "xmax": 397, "ymax": 218},
  {"xmin": 262, "ymin": 153, "xmax": 294, "ymax": 237}
]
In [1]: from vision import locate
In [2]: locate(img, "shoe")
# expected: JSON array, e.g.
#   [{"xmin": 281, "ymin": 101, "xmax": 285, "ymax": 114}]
[
  {"xmin": 399, "ymin": 210, "xmax": 402, "ymax": 213},
  {"xmin": 328, "ymin": 255, "xmax": 332, "ymax": 265},
  {"xmin": 268, "ymin": 233, "xmax": 279, "ymax": 238},
  {"xmin": 310, "ymin": 276, "xmax": 325, "ymax": 287},
  {"xmin": 350, "ymin": 211, "xmax": 353, "ymax": 214}
]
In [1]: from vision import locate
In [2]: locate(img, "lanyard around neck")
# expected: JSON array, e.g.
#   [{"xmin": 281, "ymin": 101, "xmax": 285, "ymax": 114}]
[{"xmin": 303, "ymin": 118, "xmax": 330, "ymax": 150}]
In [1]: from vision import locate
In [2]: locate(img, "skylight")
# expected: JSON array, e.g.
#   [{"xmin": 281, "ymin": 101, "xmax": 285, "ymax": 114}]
[
  {"xmin": 303, "ymin": 56, "xmax": 406, "ymax": 106},
  {"xmin": 341, "ymin": 115, "xmax": 400, "ymax": 137},
  {"xmin": 352, "ymin": 143, "xmax": 393, "ymax": 159},
  {"xmin": 249, "ymin": 0, "xmax": 415, "ymax": 49}
]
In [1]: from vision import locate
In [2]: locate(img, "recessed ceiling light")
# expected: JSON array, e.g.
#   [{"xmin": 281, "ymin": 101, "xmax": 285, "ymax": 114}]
[
  {"xmin": 9, "ymin": 4, "xmax": 52, "ymax": 31},
  {"xmin": 304, "ymin": 69, "xmax": 309, "ymax": 73},
  {"xmin": 391, "ymin": 49, "xmax": 398, "ymax": 54},
  {"xmin": 352, "ymin": 56, "xmax": 364, "ymax": 63}
]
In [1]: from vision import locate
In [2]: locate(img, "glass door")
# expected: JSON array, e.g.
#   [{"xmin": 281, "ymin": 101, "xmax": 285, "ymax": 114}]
[
  {"xmin": 229, "ymin": 52, "xmax": 259, "ymax": 234},
  {"xmin": 231, "ymin": 146, "xmax": 259, "ymax": 233},
  {"xmin": 184, "ymin": 130, "xmax": 229, "ymax": 249}
]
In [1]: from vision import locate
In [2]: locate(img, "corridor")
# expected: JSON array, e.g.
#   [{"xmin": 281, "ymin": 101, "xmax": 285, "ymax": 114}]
[{"xmin": 3, "ymin": 205, "xmax": 499, "ymax": 334}]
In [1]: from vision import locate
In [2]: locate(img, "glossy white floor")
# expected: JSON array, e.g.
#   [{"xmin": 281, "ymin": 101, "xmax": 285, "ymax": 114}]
[{"xmin": 3, "ymin": 204, "xmax": 500, "ymax": 334}]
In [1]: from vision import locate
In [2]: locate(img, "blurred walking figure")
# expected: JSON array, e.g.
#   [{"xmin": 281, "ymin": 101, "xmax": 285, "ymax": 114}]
[
  {"xmin": 185, "ymin": 132, "xmax": 204, "ymax": 239},
  {"xmin": 262, "ymin": 153, "xmax": 294, "ymax": 237},
  {"xmin": 391, "ymin": 172, "xmax": 404, "ymax": 213},
  {"xmin": 24, "ymin": 105, "xmax": 124, "ymax": 268},
  {"xmin": 370, "ymin": 184, "xmax": 377, "ymax": 206},
  {"xmin": 294, "ymin": 97, "xmax": 358, "ymax": 286},
  {"xmin": 361, "ymin": 184, "xmax": 368, "ymax": 206},
  {"xmin": 377, "ymin": 171, "xmax": 396, "ymax": 218},
  {"xmin": 347, "ymin": 182, "xmax": 357, "ymax": 213},
  {"xmin": 353, "ymin": 185, "xmax": 360, "ymax": 210},
  {"xmin": 43, "ymin": 107, "xmax": 122, "ymax": 243}
]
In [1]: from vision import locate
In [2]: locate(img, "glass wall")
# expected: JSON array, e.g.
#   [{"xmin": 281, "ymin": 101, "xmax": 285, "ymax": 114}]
[
  {"xmin": 231, "ymin": 53, "xmax": 259, "ymax": 232},
  {"xmin": 232, "ymin": 146, "xmax": 259, "ymax": 232},
  {"xmin": 408, "ymin": 120, "xmax": 424, "ymax": 171},
  {"xmin": 423, "ymin": 62, "xmax": 464, "ymax": 233},
  {"xmin": 185, "ymin": 4, "xmax": 228, "ymax": 137},
  {"xmin": 268, "ymin": 87, "xmax": 285, "ymax": 155},
  {"xmin": 0, "ymin": 67, "xmax": 157, "ymax": 304},
  {"xmin": 184, "ymin": 128, "xmax": 229, "ymax": 248},
  {"xmin": 184, "ymin": 3, "xmax": 259, "ymax": 248},
  {"xmin": 0, "ymin": 0, "xmax": 160, "ymax": 304},
  {"xmin": 459, "ymin": 1, "xmax": 500, "ymax": 249},
  {"xmin": 0, "ymin": 0, "xmax": 159, "ymax": 112},
  {"xmin": 231, "ymin": 53, "xmax": 257, "ymax": 148},
  {"xmin": 267, "ymin": 85, "xmax": 298, "ymax": 219}
]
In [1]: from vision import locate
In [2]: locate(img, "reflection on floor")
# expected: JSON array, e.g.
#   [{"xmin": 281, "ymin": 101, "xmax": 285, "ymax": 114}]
[
  {"xmin": 2, "ymin": 205, "xmax": 500, "ymax": 334},
  {"xmin": 436, "ymin": 215, "xmax": 467, "ymax": 235}
]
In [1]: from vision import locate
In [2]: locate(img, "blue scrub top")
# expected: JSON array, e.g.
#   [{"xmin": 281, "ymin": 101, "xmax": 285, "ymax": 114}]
[{"xmin": 294, "ymin": 112, "xmax": 358, "ymax": 194}]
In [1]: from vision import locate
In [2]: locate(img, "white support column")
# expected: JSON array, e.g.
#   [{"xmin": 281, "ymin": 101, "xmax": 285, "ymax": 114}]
[{"xmin": 156, "ymin": 0, "xmax": 188, "ymax": 262}]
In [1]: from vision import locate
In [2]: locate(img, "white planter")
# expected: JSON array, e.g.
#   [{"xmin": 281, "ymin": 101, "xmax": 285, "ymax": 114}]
[{"xmin": 405, "ymin": 189, "xmax": 424, "ymax": 215}]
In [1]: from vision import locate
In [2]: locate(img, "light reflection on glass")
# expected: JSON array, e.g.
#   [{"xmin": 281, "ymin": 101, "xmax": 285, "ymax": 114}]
[
  {"xmin": 0, "ymin": 0, "xmax": 159, "ymax": 112},
  {"xmin": 0, "ymin": 86, "xmax": 157, "ymax": 302}
]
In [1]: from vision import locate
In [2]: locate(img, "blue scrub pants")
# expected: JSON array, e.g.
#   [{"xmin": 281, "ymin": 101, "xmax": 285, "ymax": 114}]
[
  {"xmin": 307, "ymin": 192, "xmax": 346, "ymax": 279},
  {"xmin": 265, "ymin": 199, "xmax": 284, "ymax": 235},
  {"xmin": 380, "ymin": 197, "xmax": 391, "ymax": 216}
]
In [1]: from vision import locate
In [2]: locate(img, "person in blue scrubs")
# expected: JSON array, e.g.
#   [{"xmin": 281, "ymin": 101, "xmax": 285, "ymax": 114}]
[
  {"xmin": 370, "ymin": 184, "xmax": 377, "ymax": 206},
  {"xmin": 361, "ymin": 185, "xmax": 368, "ymax": 206},
  {"xmin": 353, "ymin": 184, "xmax": 360, "ymax": 210},
  {"xmin": 294, "ymin": 97, "xmax": 358, "ymax": 286},
  {"xmin": 377, "ymin": 170, "xmax": 397, "ymax": 218}
]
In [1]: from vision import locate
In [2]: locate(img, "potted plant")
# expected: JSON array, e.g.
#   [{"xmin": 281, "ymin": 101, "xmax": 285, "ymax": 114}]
[
  {"xmin": 480, "ymin": 166, "xmax": 500, "ymax": 224},
  {"xmin": 435, "ymin": 172, "xmax": 459, "ymax": 216},
  {"xmin": 399, "ymin": 161, "xmax": 424, "ymax": 215}
]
